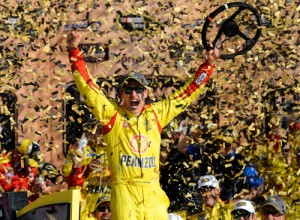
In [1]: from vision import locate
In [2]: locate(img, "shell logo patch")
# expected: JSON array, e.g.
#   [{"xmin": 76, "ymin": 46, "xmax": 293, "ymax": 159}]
[{"xmin": 130, "ymin": 134, "xmax": 149, "ymax": 153}]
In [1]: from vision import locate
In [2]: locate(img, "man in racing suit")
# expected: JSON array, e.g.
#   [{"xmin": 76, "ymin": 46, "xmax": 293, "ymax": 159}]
[{"xmin": 66, "ymin": 30, "xmax": 219, "ymax": 220}]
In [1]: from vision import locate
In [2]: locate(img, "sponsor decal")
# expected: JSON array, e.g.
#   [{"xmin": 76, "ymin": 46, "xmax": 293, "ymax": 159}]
[
  {"xmin": 86, "ymin": 185, "xmax": 111, "ymax": 194},
  {"xmin": 121, "ymin": 55, "xmax": 145, "ymax": 65},
  {"xmin": 120, "ymin": 155, "xmax": 156, "ymax": 168},
  {"xmin": 79, "ymin": 43, "xmax": 109, "ymax": 62},
  {"xmin": 195, "ymin": 72, "xmax": 207, "ymax": 85},
  {"xmin": 115, "ymin": 13, "xmax": 162, "ymax": 33},
  {"xmin": 202, "ymin": 177, "xmax": 210, "ymax": 183},
  {"xmin": 119, "ymin": 15, "xmax": 145, "ymax": 31},
  {"xmin": 122, "ymin": 121, "xmax": 130, "ymax": 128},
  {"xmin": 181, "ymin": 20, "xmax": 205, "ymax": 29},
  {"xmin": 130, "ymin": 134, "xmax": 149, "ymax": 153},
  {"xmin": 144, "ymin": 118, "xmax": 152, "ymax": 131},
  {"xmin": 237, "ymin": 201, "xmax": 247, "ymax": 207},
  {"xmin": 63, "ymin": 20, "xmax": 103, "ymax": 32}
]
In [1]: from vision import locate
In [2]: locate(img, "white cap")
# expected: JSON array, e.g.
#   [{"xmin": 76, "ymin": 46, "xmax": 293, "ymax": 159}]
[
  {"xmin": 232, "ymin": 199, "xmax": 255, "ymax": 214},
  {"xmin": 168, "ymin": 213, "xmax": 183, "ymax": 220},
  {"xmin": 197, "ymin": 175, "xmax": 219, "ymax": 189}
]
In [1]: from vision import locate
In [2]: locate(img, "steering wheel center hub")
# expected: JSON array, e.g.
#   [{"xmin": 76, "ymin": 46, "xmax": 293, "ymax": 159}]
[{"xmin": 222, "ymin": 20, "xmax": 239, "ymax": 37}]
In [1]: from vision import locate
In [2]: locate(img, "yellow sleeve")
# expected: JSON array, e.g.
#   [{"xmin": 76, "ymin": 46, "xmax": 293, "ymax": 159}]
[
  {"xmin": 153, "ymin": 61, "xmax": 215, "ymax": 128},
  {"xmin": 69, "ymin": 48, "xmax": 118, "ymax": 126}
]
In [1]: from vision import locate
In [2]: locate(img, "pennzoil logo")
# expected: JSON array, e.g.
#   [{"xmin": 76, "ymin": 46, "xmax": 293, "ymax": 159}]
[{"xmin": 130, "ymin": 134, "xmax": 149, "ymax": 153}]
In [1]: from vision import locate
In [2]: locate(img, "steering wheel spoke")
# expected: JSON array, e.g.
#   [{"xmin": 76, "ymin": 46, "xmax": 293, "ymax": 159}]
[
  {"xmin": 238, "ymin": 30, "xmax": 254, "ymax": 45},
  {"xmin": 212, "ymin": 30, "xmax": 224, "ymax": 48},
  {"xmin": 228, "ymin": 6, "xmax": 246, "ymax": 21},
  {"xmin": 201, "ymin": 2, "xmax": 262, "ymax": 59}
]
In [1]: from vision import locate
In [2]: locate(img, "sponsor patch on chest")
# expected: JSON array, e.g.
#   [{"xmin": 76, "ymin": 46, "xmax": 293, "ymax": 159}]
[{"xmin": 130, "ymin": 134, "xmax": 149, "ymax": 153}]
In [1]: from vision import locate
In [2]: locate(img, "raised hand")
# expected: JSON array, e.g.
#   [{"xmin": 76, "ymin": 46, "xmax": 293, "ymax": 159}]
[
  {"xmin": 207, "ymin": 46, "xmax": 220, "ymax": 64},
  {"xmin": 66, "ymin": 30, "xmax": 81, "ymax": 50}
]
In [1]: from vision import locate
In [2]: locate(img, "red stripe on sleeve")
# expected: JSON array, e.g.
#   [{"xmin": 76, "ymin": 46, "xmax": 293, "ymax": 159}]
[
  {"xmin": 175, "ymin": 60, "xmax": 214, "ymax": 99},
  {"xmin": 69, "ymin": 48, "xmax": 100, "ymax": 92},
  {"xmin": 102, "ymin": 111, "xmax": 118, "ymax": 135},
  {"xmin": 152, "ymin": 109, "xmax": 162, "ymax": 133}
]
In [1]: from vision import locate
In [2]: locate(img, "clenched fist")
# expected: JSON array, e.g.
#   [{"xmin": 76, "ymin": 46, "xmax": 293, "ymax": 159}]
[
  {"xmin": 207, "ymin": 46, "xmax": 220, "ymax": 65},
  {"xmin": 66, "ymin": 30, "xmax": 81, "ymax": 50}
]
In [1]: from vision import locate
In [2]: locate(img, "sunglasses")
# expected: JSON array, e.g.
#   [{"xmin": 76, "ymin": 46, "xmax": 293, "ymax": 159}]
[
  {"xmin": 282, "ymin": 148, "xmax": 290, "ymax": 152},
  {"xmin": 262, "ymin": 208, "xmax": 283, "ymax": 217},
  {"xmin": 97, "ymin": 202, "xmax": 110, "ymax": 212},
  {"xmin": 123, "ymin": 86, "xmax": 145, "ymax": 94},
  {"xmin": 232, "ymin": 209, "xmax": 251, "ymax": 219},
  {"xmin": 198, "ymin": 186, "xmax": 215, "ymax": 195}
]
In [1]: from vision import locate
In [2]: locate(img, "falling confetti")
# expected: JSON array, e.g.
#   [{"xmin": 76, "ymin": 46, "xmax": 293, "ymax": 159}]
[{"xmin": 0, "ymin": 0, "xmax": 299, "ymax": 218}]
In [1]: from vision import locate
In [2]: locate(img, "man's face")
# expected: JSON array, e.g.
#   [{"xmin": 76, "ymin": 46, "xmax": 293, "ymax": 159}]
[
  {"xmin": 199, "ymin": 186, "xmax": 220, "ymax": 208},
  {"xmin": 242, "ymin": 188, "xmax": 260, "ymax": 201},
  {"xmin": 261, "ymin": 205, "xmax": 286, "ymax": 220},
  {"xmin": 121, "ymin": 79, "xmax": 148, "ymax": 115},
  {"xmin": 171, "ymin": 131, "xmax": 181, "ymax": 141},
  {"xmin": 95, "ymin": 202, "xmax": 111, "ymax": 220}
]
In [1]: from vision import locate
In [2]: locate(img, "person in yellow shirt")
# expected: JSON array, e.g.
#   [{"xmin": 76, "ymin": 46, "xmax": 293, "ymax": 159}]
[{"xmin": 189, "ymin": 175, "xmax": 231, "ymax": 220}]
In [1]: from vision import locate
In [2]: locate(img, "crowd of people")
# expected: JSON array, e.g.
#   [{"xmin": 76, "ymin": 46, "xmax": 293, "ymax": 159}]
[
  {"xmin": 0, "ymin": 116, "xmax": 297, "ymax": 219},
  {"xmin": 159, "ymin": 109, "xmax": 300, "ymax": 219},
  {"xmin": 0, "ymin": 123, "xmax": 112, "ymax": 219},
  {"xmin": 0, "ymin": 26, "xmax": 299, "ymax": 219},
  {"xmin": 0, "ymin": 139, "xmax": 62, "ymax": 202}
]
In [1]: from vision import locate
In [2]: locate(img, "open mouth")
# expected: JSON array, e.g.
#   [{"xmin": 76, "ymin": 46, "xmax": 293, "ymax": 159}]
[{"xmin": 130, "ymin": 100, "xmax": 139, "ymax": 107}]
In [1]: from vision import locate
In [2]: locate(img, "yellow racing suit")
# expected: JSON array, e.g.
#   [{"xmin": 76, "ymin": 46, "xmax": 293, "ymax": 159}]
[{"xmin": 69, "ymin": 48, "xmax": 215, "ymax": 220}]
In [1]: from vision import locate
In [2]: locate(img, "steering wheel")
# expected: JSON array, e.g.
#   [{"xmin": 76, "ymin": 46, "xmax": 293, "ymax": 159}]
[{"xmin": 202, "ymin": 2, "xmax": 262, "ymax": 59}]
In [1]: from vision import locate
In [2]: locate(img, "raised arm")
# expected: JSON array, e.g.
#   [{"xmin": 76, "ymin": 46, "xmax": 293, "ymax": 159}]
[
  {"xmin": 66, "ymin": 30, "xmax": 119, "ymax": 126},
  {"xmin": 153, "ymin": 48, "xmax": 220, "ymax": 128}
]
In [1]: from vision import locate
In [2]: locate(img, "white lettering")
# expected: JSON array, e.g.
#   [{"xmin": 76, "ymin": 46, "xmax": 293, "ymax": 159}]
[{"xmin": 195, "ymin": 72, "xmax": 207, "ymax": 85}]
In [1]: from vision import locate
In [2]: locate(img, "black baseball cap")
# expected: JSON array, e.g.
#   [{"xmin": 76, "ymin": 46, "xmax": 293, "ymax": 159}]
[{"xmin": 121, "ymin": 72, "xmax": 148, "ymax": 87}]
